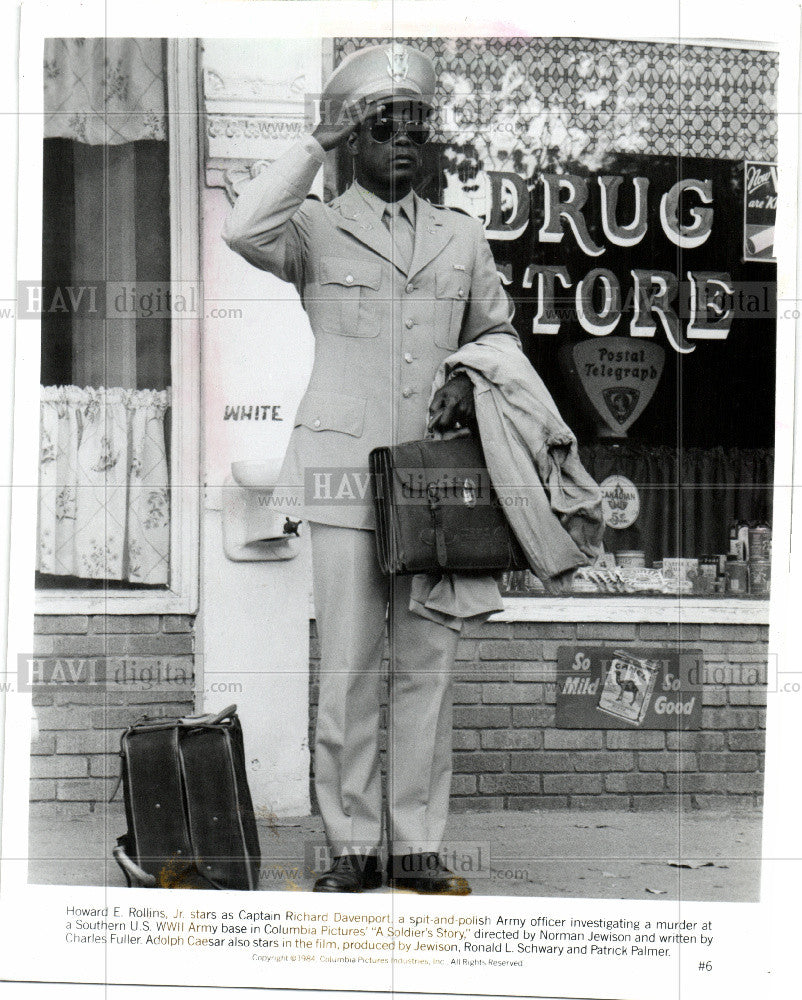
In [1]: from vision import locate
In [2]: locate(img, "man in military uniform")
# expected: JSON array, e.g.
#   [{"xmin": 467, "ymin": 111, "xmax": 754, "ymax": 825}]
[{"xmin": 223, "ymin": 43, "xmax": 519, "ymax": 894}]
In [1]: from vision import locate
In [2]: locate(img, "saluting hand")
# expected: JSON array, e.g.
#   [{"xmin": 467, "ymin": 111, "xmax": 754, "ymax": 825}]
[
  {"xmin": 312, "ymin": 108, "xmax": 362, "ymax": 152},
  {"xmin": 428, "ymin": 371, "xmax": 476, "ymax": 434}
]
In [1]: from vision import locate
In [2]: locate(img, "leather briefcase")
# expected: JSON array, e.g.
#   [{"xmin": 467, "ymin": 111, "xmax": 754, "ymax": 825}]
[
  {"xmin": 112, "ymin": 704, "xmax": 261, "ymax": 890},
  {"xmin": 369, "ymin": 432, "xmax": 529, "ymax": 575}
]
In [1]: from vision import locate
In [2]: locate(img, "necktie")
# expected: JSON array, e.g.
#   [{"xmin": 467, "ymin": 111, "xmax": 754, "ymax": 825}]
[{"xmin": 383, "ymin": 201, "xmax": 415, "ymax": 272}]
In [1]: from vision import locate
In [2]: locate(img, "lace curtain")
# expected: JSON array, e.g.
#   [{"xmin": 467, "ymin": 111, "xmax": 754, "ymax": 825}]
[
  {"xmin": 38, "ymin": 387, "xmax": 170, "ymax": 584},
  {"xmin": 43, "ymin": 38, "xmax": 167, "ymax": 145}
]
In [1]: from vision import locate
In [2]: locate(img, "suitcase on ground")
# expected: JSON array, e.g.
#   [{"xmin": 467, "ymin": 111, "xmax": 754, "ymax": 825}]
[
  {"xmin": 112, "ymin": 704, "xmax": 261, "ymax": 890},
  {"xmin": 369, "ymin": 432, "xmax": 528, "ymax": 575}
]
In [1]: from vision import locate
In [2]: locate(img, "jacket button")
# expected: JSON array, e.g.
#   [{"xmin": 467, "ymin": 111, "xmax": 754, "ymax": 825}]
[
  {"xmin": 457, "ymin": 288, "xmax": 465, "ymax": 297},
  {"xmin": 345, "ymin": 274, "xmax": 354, "ymax": 284},
  {"xmin": 313, "ymin": 419, "xmax": 321, "ymax": 428},
  {"xmin": 405, "ymin": 318, "xmax": 414, "ymax": 329},
  {"xmin": 406, "ymin": 283, "xmax": 415, "ymax": 293},
  {"xmin": 404, "ymin": 352, "xmax": 413, "ymax": 363},
  {"xmin": 402, "ymin": 387, "xmax": 413, "ymax": 398}
]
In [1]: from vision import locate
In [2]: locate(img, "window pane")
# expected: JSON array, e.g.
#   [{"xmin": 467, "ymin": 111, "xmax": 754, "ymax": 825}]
[{"xmin": 37, "ymin": 39, "xmax": 172, "ymax": 589}]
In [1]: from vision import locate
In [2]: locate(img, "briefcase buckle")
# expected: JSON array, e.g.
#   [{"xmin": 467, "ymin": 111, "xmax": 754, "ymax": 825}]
[{"xmin": 426, "ymin": 483, "xmax": 449, "ymax": 568}]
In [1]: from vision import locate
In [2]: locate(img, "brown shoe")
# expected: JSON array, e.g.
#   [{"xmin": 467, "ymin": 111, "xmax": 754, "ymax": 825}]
[
  {"xmin": 388, "ymin": 853, "xmax": 471, "ymax": 895},
  {"xmin": 313, "ymin": 854, "xmax": 383, "ymax": 893}
]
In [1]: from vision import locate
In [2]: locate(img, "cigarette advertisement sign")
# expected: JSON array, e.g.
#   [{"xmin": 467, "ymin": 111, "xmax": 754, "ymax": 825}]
[{"xmin": 556, "ymin": 646, "xmax": 703, "ymax": 729}]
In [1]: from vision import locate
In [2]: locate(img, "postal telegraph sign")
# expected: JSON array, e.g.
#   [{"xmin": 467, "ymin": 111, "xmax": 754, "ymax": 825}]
[{"xmin": 556, "ymin": 646, "xmax": 703, "ymax": 730}]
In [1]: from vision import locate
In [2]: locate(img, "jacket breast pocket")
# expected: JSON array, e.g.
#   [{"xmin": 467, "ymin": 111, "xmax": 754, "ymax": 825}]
[
  {"xmin": 433, "ymin": 271, "xmax": 471, "ymax": 349},
  {"xmin": 317, "ymin": 257, "xmax": 382, "ymax": 338},
  {"xmin": 293, "ymin": 390, "xmax": 366, "ymax": 438}
]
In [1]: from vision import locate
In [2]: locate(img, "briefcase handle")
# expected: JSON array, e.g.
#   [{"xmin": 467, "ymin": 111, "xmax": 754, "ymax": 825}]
[{"xmin": 425, "ymin": 425, "xmax": 473, "ymax": 442}]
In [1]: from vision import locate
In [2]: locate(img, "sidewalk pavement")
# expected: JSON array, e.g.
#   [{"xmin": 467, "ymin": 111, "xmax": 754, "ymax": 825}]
[{"xmin": 25, "ymin": 806, "xmax": 761, "ymax": 901}]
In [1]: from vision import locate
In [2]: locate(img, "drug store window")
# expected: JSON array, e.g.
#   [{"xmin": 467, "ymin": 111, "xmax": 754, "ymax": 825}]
[
  {"xmin": 500, "ymin": 147, "xmax": 776, "ymax": 609},
  {"xmin": 335, "ymin": 36, "xmax": 778, "ymax": 620},
  {"xmin": 35, "ymin": 39, "xmax": 200, "ymax": 614}
]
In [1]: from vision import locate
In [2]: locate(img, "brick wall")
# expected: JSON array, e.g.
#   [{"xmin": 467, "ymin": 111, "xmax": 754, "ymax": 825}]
[
  {"xmin": 308, "ymin": 620, "xmax": 767, "ymax": 812},
  {"xmin": 30, "ymin": 614, "xmax": 195, "ymax": 814},
  {"xmin": 30, "ymin": 614, "xmax": 766, "ymax": 814}
]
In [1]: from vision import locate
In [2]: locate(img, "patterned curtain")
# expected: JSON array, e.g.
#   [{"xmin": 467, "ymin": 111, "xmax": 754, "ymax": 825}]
[
  {"xmin": 43, "ymin": 38, "xmax": 167, "ymax": 145},
  {"xmin": 37, "ymin": 386, "xmax": 170, "ymax": 584}
]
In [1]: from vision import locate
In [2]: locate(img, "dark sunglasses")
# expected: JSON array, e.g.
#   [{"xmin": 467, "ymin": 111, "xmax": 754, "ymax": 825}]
[{"xmin": 366, "ymin": 115, "xmax": 430, "ymax": 146}]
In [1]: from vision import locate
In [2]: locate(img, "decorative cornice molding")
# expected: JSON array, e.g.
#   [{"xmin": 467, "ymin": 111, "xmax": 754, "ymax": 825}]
[
  {"xmin": 203, "ymin": 69, "xmax": 308, "ymax": 106},
  {"xmin": 206, "ymin": 114, "xmax": 306, "ymax": 142},
  {"xmin": 201, "ymin": 41, "xmax": 323, "ymax": 190},
  {"xmin": 205, "ymin": 111, "xmax": 308, "ymax": 177}
]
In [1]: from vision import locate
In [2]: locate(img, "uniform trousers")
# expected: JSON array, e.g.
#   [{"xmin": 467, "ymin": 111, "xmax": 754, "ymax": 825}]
[{"xmin": 310, "ymin": 522, "xmax": 460, "ymax": 857}]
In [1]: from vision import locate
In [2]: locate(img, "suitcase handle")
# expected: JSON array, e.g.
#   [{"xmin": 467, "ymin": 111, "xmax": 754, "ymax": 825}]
[
  {"xmin": 112, "ymin": 843, "xmax": 157, "ymax": 888},
  {"xmin": 125, "ymin": 705, "xmax": 239, "ymax": 734},
  {"xmin": 186, "ymin": 704, "xmax": 238, "ymax": 726}
]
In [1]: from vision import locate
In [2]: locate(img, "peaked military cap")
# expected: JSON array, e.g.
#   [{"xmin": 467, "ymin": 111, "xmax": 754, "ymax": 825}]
[{"xmin": 321, "ymin": 43, "xmax": 437, "ymax": 126}]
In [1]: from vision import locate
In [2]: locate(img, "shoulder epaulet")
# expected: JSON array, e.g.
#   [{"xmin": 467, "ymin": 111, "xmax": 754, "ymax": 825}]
[{"xmin": 430, "ymin": 203, "xmax": 473, "ymax": 218}]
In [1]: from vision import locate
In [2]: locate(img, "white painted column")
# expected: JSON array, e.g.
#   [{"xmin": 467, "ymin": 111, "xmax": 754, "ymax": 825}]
[{"xmin": 196, "ymin": 38, "xmax": 324, "ymax": 817}]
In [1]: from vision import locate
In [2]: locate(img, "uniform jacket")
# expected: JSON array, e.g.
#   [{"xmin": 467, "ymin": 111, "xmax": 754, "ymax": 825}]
[{"xmin": 223, "ymin": 136, "xmax": 519, "ymax": 529}]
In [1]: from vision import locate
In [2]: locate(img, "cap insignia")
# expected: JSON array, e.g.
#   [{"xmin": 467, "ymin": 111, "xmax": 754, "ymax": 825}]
[{"xmin": 386, "ymin": 47, "xmax": 410, "ymax": 83}]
